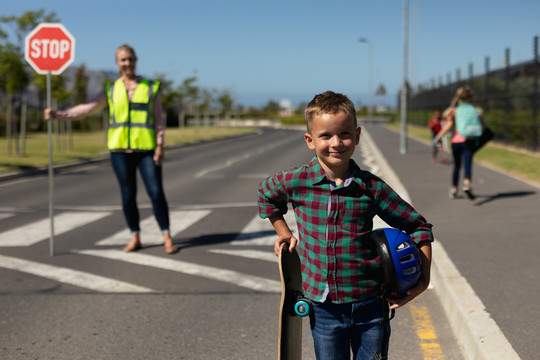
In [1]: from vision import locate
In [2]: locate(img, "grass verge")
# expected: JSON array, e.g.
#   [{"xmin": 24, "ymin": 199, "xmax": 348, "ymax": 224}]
[
  {"xmin": 385, "ymin": 122, "xmax": 540, "ymax": 186},
  {"xmin": 0, "ymin": 126, "xmax": 255, "ymax": 174}
]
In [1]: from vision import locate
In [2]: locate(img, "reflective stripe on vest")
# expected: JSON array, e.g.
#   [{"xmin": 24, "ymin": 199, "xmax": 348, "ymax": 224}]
[{"xmin": 106, "ymin": 79, "xmax": 159, "ymax": 150}]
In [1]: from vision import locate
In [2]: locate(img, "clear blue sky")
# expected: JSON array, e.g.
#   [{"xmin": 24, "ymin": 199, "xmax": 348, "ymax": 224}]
[{"xmin": 3, "ymin": 0, "xmax": 540, "ymax": 108}]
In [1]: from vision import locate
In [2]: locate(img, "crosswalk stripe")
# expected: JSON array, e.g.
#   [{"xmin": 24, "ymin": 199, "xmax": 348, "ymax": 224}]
[
  {"xmin": 0, "ymin": 254, "xmax": 154, "ymax": 293},
  {"xmin": 0, "ymin": 213, "xmax": 14, "ymax": 221},
  {"xmin": 231, "ymin": 210, "xmax": 297, "ymax": 246},
  {"xmin": 96, "ymin": 210, "xmax": 210, "ymax": 246},
  {"xmin": 208, "ymin": 249, "xmax": 277, "ymax": 262},
  {"xmin": 0, "ymin": 211, "xmax": 112, "ymax": 247},
  {"xmin": 75, "ymin": 248, "xmax": 282, "ymax": 293}
]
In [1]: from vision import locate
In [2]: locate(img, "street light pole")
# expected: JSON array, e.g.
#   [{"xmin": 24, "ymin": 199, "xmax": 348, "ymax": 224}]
[
  {"xmin": 400, "ymin": 0, "xmax": 409, "ymax": 154},
  {"xmin": 358, "ymin": 37, "xmax": 373, "ymax": 119}
]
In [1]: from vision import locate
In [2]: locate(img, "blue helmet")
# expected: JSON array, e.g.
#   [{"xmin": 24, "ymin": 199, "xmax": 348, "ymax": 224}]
[{"xmin": 369, "ymin": 228, "xmax": 422, "ymax": 297}]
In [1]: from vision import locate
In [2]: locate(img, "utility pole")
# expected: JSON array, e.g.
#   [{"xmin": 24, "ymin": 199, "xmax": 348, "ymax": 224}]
[
  {"xmin": 400, "ymin": 0, "xmax": 409, "ymax": 154},
  {"xmin": 359, "ymin": 37, "xmax": 374, "ymax": 119}
]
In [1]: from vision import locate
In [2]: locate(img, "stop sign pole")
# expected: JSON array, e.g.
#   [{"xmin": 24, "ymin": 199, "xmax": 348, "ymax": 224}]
[{"xmin": 25, "ymin": 23, "xmax": 75, "ymax": 256}]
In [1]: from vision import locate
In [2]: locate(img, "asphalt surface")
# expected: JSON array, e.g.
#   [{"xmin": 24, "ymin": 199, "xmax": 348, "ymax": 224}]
[{"xmin": 1, "ymin": 124, "xmax": 537, "ymax": 359}]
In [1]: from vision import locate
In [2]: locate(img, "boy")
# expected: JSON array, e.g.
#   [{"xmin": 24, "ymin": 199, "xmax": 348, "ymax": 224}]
[{"xmin": 257, "ymin": 91, "xmax": 433, "ymax": 359}]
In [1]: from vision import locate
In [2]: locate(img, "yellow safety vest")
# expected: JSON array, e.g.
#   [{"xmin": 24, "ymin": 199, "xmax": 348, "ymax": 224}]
[{"xmin": 106, "ymin": 79, "xmax": 160, "ymax": 150}]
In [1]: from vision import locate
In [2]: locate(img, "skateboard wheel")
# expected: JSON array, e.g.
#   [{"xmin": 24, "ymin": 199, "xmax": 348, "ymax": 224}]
[{"xmin": 294, "ymin": 299, "xmax": 311, "ymax": 317}]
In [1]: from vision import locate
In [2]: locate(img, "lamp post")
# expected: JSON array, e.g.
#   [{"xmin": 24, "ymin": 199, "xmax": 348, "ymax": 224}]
[
  {"xmin": 400, "ymin": 0, "xmax": 409, "ymax": 154},
  {"xmin": 358, "ymin": 37, "xmax": 373, "ymax": 118}
]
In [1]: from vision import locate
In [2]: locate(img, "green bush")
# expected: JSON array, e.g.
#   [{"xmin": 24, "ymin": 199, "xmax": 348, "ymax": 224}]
[{"xmin": 280, "ymin": 114, "xmax": 305, "ymax": 126}]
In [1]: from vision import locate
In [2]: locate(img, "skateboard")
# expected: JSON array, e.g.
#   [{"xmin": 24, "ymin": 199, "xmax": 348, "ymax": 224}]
[{"xmin": 278, "ymin": 243, "xmax": 312, "ymax": 360}]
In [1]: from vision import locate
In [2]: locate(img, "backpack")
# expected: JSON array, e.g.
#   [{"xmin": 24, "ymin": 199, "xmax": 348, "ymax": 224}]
[{"xmin": 455, "ymin": 103, "xmax": 482, "ymax": 138}]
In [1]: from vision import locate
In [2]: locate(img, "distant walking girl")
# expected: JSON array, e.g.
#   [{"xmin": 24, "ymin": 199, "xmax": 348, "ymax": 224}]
[{"xmin": 435, "ymin": 86, "xmax": 484, "ymax": 200}]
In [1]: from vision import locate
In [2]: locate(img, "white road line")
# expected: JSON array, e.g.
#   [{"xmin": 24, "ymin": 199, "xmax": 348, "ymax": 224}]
[
  {"xmin": 54, "ymin": 201, "xmax": 256, "ymax": 211},
  {"xmin": 0, "ymin": 211, "xmax": 112, "ymax": 247},
  {"xmin": 75, "ymin": 249, "xmax": 281, "ymax": 293},
  {"xmin": 237, "ymin": 173, "xmax": 271, "ymax": 179},
  {"xmin": 194, "ymin": 137, "xmax": 294, "ymax": 178},
  {"xmin": 0, "ymin": 254, "xmax": 154, "ymax": 293},
  {"xmin": 96, "ymin": 210, "xmax": 210, "ymax": 246},
  {"xmin": 208, "ymin": 249, "xmax": 277, "ymax": 263},
  {"xmin": 0, "ymin": 213, "xmax": 14, "ymax": 221},
  {"xmin": 231, "ymin": 210, "xmax": 297, "ymax": 246}
]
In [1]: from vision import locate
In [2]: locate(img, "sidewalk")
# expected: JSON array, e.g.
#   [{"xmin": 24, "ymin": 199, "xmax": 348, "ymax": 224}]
[{"xmin": 364, "ymin": 123, "xmax": 539, "ymax": 360}]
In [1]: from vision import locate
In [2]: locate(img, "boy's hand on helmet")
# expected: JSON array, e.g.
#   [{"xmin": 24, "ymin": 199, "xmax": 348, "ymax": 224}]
[{"xmin": 386, "ymin": 277, "xmax": 429, "ymax": 310}]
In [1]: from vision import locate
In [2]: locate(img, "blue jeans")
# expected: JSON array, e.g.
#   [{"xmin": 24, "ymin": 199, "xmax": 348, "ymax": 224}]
[
  {"xmin": 451, "ymin": 141, "xmax": 475, "ymax": 187},
  {"xmin": 110, "ymin": 151, "xmax": 170, "ymax": 233},
  {"xmin": 310, "ymin": 297, "xmax": 391, "ymax": 360}
]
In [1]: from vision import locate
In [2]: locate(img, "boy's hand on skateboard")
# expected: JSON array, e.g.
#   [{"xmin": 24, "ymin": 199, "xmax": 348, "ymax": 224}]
[
  {"xmin": 269, "ymin": 215, "xmax": 298, "ymax": 256},
  {"xmin": 274, "ymin": 234, "xmax": 298, "ymax": 256}
]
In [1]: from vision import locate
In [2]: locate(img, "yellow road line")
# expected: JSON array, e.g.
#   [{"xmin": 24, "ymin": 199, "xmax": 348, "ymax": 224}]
[{"xmin": 409, "ymin": 304, "xmax": 446, "ymax": 359}]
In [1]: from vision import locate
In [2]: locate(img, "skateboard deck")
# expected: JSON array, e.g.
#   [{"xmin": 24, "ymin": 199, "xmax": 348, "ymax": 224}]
[{"xmin": 278, "ymin": 243, "xmax": 311, "ymax": 360}]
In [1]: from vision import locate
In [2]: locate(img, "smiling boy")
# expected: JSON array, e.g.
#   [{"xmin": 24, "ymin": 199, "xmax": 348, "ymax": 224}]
[{"xmin": 257, "ymin": 91, "xmax": 433, "ymax": 359}]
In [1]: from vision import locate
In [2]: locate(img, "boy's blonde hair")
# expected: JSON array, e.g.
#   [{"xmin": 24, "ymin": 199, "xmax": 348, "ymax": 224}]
[{"xmin": 305, "ymin": 91, "xmax": 357, "ymax": 133}]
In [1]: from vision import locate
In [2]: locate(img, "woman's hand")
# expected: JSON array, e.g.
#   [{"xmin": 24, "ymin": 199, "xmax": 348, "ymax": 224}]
[
  {"xmin": 44, "ymin": 108, "xmax": 56, "ymax": 120},
  {"xmin": 154, "ymin": 145, "xmax": 164, "ymax": 165}
]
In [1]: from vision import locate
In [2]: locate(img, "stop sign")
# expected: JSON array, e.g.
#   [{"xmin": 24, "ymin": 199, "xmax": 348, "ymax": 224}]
[{"xmin": 25, "ymin": 23, "xmax": 75, "ymax": 75}]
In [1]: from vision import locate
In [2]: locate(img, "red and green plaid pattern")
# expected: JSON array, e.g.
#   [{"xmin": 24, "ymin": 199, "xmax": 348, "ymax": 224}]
[{"xmin": 258, "ymin": 156, "xmax": 433, "ymax": 304}]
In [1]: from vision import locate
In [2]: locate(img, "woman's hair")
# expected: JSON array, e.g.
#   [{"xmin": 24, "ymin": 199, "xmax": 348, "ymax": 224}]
[
  {"xmin": 305, "ymin": 91, "xmax": 357, "ymax": 133},
  {"xmin": 115, "ymin": 44, "xmax": 137, "ymax": 61}
]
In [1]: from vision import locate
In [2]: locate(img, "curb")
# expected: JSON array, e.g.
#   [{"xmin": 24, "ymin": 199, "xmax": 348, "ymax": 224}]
[
  {"xmin": 361, "ymin": 127, "xmax": 520, "ymax": 360},
  {"xmin": 0, "ymin": 156, "xmax": 110, "ymax": 182},
  {"xmin": 0, "ymin": 130, "xmax": 260, "ymax": 183}
]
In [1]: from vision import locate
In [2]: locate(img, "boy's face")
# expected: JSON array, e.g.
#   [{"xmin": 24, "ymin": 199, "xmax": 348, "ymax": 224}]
[{"xmin": 304, "ymin": 111, "xmax": 361, "ymax": 175}]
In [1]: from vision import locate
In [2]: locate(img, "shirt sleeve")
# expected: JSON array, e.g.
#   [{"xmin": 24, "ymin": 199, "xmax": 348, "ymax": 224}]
[
  {"xmin": 55, "ymin": 91, "xmax": 107, "ymax": 120},
  {"xmin": 375, "ymin": 182, "xmax": 434, "ymax": 244},
  {"xmin": 257, "ymin": 172, "xmax": 290, "ymax": 219}
]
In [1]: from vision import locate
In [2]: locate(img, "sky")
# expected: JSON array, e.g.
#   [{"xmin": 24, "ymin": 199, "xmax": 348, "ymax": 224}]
[{"xmin": 2, "ymin": 0, "xmax": 540, "ymax": 108}]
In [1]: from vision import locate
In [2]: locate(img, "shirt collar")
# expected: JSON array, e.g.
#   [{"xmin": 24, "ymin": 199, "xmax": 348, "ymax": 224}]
[{"xmin": 308, "ymin": 156, "xmax": 367, "ymax": 188}]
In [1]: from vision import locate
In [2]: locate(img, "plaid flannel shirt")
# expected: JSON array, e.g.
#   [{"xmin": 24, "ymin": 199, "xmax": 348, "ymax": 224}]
[{"xmin": 258, "ymin": 156, "xmax": 433, "ymax": 304}]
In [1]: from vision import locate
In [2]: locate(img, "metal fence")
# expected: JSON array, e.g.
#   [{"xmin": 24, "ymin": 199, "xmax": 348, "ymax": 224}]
[{"xmin": 405, "ymin": 36, "xmax": 540, "ymax": 152}]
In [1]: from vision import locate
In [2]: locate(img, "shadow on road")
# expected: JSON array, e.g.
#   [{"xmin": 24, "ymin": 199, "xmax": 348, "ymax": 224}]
[
  {"xmin": 176, "ymin": 230, "xmax": 275, "ymax": 249},
  {"xmin": 474, "ymin": 190, "xmax": 536, "ymax": 206}
]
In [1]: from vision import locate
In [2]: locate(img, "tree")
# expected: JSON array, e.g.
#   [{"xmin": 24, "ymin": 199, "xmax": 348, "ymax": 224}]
[
  {"xmin": 199, "ymin": 88, "xmax": 215, "ymax": 115},
  {"xmin": 263, "ymin": 100, "xmax": 280, "ymax": 117},
  {"xmin": 217, "ymin": 89, "xmax": 234, "ymax": 116},
  {"xmin": 0, "ymin": 9, "xmax": 59, "ymax": 154},
  {"xmin": 0, "ymin": 9, "xmax": 58, "ymax": 54},
  {"xmin": 177, "ymin": 76, "xmax": 199, "ymax": 114},
  {"xmin": 295, "ymin": 101, "xmax": 307, "ymax": 115},
  {"xmin": 0, "ymin": 45, "xmax": 29, "ymax": 154},
  {"xmin": 74, "ymin": 64, "xmax": 88, "ymax": 104}
]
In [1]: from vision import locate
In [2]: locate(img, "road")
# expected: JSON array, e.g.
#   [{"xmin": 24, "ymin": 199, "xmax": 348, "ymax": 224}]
[{"xmin": 1, "ymin": 125, "xmax": 530, "ymax": 359}]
